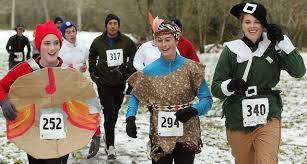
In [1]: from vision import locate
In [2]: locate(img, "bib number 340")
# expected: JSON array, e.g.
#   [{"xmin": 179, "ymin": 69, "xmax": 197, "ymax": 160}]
[
  {"xmin": 40, "ymin": 113, "xmax": 66, "ymax": 139},
  {"xmin": 242, "ymin": 98, "xmax": 269, "ymax": 127},
  {"xmin": 157, "ymin": 111, "xmax": 183, "ymax": 137}
]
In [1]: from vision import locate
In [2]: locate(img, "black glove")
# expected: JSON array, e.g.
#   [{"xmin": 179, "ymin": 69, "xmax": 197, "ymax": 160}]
[
  {"xmin": 87, "ymin": 136, "xmax": 101, "ymax": 159},
  {"xmin": 227, "ymin": 79, "xmax": 248, "ymax": 93},
  {"xmin": 126, "ymin": 116, "xmax": 137, "ymax": 138},
  {"xmin": 90, "ymin": 71, "xmax": 99, "ymax": 83},
  {"xmin": 110, "ymin": 63, "xmax": 128, "ymax": 76},
  {"xmin": 110, "ymin": 66, "xmax": 123, "ymax": 76},
  {"xmin": 0, "ymin": 96, "xmax": 17, "ymax": 121},
  {"xmin": 174, "ymin": 107, "xmax": 198, "ymax": 123},
  {"xmin": 267, "ymin": 24, "xmax": 284, "ymax": 44}
]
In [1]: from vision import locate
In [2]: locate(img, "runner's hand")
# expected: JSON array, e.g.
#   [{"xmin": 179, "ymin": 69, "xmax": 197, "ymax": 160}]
[
  {"xmin": 267, "ymin": 24, "xmax": 284, "ymax": 44},
  {"xmin": 0, "ymin": 96, "xmax": 17, "ymax": 121},
  {"xmin": 227, "ymin": 79, "xmax": 248, "ymax": 93},
  {"xmin": 175, "ymin": 107, "xmax": 198, "ymax": 123},
  {"xmin": 126, "ymin": 116, "xmax": 137, "ymax": 138}
]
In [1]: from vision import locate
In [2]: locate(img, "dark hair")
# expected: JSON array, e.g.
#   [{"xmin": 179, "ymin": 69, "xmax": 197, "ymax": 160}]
[
  {"xmin": 53, "ymin": 17, "xmax": 63, "ymax": 24},
  {"xmin": 105, "ymin": 14, "xmax": 120, "ymax": 27},
  {"xmin": 171, "ymin": 18, "xmax": 182, "ymax": 29}
]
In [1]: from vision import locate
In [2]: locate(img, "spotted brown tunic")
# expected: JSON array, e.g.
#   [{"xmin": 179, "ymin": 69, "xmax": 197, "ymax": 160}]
[{"xmin": 128, "ymin": 60, "xmax": 205, "ymax": 161}]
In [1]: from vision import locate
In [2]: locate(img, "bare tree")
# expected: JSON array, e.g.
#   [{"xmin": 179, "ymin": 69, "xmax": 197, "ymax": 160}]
[
  {"xmin": 41, "ymin": 0, "xmax": 49, "ymax": 21},
  {"xmin": 75, "ymin": 0, "xmax": 82, "ymax": 30},
  {"xmin": 11, "ymin": 0, "xmax": 15, "ymax": 29}
]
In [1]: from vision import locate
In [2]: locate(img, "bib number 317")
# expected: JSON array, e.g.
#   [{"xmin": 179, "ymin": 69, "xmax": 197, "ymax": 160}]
[
  {"xmin": 40, "ymin": 113, "xmax": 66, "ymax": 139},
  {"xmin": 242, "ymin": 98, "xmax": 269, "ymax": 127},
  {"xmin": 157, "ymin": 111, "xmax": 183, "ymax": 137}
]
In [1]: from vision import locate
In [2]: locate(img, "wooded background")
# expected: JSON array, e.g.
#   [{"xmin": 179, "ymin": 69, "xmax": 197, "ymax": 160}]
[{"xmin": 0, "ymin": 0, "xmax": 306, "ymax": 52}]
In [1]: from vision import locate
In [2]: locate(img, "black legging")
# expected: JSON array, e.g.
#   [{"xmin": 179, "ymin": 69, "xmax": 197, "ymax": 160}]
[
  {"xmin": 152, "ymin": 143, "xmax": 195, "ymax": 164},
  {"xmin": 27, "ymin": 154, "xmax": 69, "ymax": 164},
  {"xmin": 97, "ymin": 84, "xmax": 125, "ymax": 148}
]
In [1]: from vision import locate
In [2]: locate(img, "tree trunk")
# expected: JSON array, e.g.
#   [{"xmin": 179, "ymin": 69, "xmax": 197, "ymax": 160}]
[
  {"xmin": 41, "ymin": 0, "xmax": 49, "ymax": 21},
  {"xmin": 76, "ymin": 0, "xmax": 82, "ymax": 30},
  {"xmin": 11, "ymin": 0, "xmax": 15, "ymax": 29}
]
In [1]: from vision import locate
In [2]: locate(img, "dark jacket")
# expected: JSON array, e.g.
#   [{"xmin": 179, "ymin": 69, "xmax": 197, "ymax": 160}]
[
  {"xmin": 6, "ymin": 34, "xmax": 31, "ymax": 61},
  {"xmin": 89, "ymin": 32, "xmax": 137, "ymax": 87}
]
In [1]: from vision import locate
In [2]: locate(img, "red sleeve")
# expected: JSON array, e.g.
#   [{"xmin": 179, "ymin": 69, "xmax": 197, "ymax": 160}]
[
  {"xmin": 177, "ymin": 36, "xmax": 200, "ymax": 62},
  {"xmin": 0, "ymin": 62, "xmax": 32, "ymax": 101},
  {"xmin": 185, "ymin": 40, "xmax": 200, "ymax": 62},
  {"xmin": 94, "ymin": 125, "xmax": 101, "ymax": 136}
]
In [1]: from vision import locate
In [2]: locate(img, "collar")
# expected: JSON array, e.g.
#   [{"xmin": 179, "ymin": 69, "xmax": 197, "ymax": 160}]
[
  {"xmin": 242, "ymin": 35, "xmax": 263, "ymax": 52},
  {"xmin": 224, "ymin": 32, "xmax": 271, "ymax": 63},
  {"xmin": 63, "ymin": 39, "xmax": 77, "ymax": 47},
  {"xmin": 36, "ymin": 57, "xmax": 63, "ymax": 68},
  {"xmin": 159, "ymin": 52, "xmax": 184, "ymax": 65}
]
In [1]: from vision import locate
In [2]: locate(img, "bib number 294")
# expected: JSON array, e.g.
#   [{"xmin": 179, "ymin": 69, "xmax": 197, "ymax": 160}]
[
  {"xmin": 40, "ymin": 113, "xmax": 66, "ymax": 139},
  {"xmin": 158, "ymin": 111, "xmax": 183, "ymax": 137}
]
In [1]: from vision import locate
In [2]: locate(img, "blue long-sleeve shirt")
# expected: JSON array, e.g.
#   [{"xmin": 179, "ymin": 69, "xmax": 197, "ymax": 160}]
[{"xmin": 126, "ymin": 54, "xmax": 212, "ymax": 118}]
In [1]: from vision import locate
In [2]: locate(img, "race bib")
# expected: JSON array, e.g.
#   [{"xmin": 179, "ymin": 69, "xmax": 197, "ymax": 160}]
[
  {"xmin": 242, "ymin": 98, "xmax": 269, "ymax": 127},
  {"xmin": 157, "ymin": 111, "xmax": 183, "ymax": 136},
  {"xmin": 14, "ymin": 52, "xmax": 23, "ymax": 62},
  {"xmin": 39, "ymin": 113, "xmax": 66, "ymax": 139},
  {"xmin": 106, "ymin": 49, "xmax": 123, "ymax": 67}
]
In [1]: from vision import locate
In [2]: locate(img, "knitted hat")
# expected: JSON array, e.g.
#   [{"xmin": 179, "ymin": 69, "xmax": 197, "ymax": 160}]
[
  {"xmin": 34, "ymin": 21, "xmax": 62, "ymax": 52},
  {"xmin": 230, "ymin": 2, "xmax": 267, "ymax": 28},
  {"xmin": 154, "ymin": 19, "xmax": 181, "ymax": 40},
  {"xmin": 53, "ymin": 17, "xmax": 63, "ymax": 24},
  {"xmin": 60, "ymin": 21, "xmax": 77, "ymax": 38},
  {"xmin": 105, "ymin": 14, "xmax": 120, "ymax": 27}
]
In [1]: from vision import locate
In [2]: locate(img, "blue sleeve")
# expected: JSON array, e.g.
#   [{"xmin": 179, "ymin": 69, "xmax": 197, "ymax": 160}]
[
  {"xmin": 126, "ymin": 94, "xmax": 139, "ymax": 118},
  {"xmin": 191, "ymin": 80, "xmax": 213, "ymax": 116}
]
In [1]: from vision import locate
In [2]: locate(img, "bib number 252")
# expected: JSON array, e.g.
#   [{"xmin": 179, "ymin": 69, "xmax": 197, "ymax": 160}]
[{"xmin": 40, "ymin": 113, "xmax": 66, "ymax": 139}]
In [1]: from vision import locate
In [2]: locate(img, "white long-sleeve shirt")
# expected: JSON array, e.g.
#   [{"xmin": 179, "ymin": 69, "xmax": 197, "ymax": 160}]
[
  {"xmin": 59, "ymin": 39, "xmax": 89, "ymax": 71},
  {"xmin": 133, "ymin": 40, "xmax": 161, "ymax": 71}
]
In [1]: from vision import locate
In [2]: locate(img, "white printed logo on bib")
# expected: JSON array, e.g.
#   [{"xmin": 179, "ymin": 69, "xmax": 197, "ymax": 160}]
[
  {"xmin": 157, "ymin": 111, "xmax": 183, "ymax": 136},
  {"xmin": 40, "ymin": 113, "xmax": 66, "ymax": 139},
  {"xmin": 14, "ymin": 52, "xmax": 23, "ymax": 62},
  {"xmin": 242, "ymin": 98, "xmax": 269, "ymax": 127},
  {"xmin": 106, "ymin": 49, "xmax": 123, "ymax": 67}
]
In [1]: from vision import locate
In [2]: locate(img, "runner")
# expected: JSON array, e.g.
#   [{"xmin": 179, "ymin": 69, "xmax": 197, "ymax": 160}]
[
  {"xmin": 6, "ymin": 23, "xmax": 31, "ymax": 69},
  {"xmin": 171, "ymin": 18, "xmax": 200, "ymax": 62},
  {"xmin": 125, "ymin": 20, "xmax": 212, "ymax": 164},
  {"xmin": 53, "ymin": 17, "xmax": 63, "ymax": 30},
  {"xmin": 0, "ymin": 21, "xmax": 101, "ymax": 163},
  {"xmin": 59, "ymin": 21, "xmax": 89, "ymax": 73},
  {"xmin": 211, "ymin": 2, "xmax": 306, "ymax": 164},
  {"xmin": 88, "ymin": 13, "xmax": 137, "ymax": 160}
]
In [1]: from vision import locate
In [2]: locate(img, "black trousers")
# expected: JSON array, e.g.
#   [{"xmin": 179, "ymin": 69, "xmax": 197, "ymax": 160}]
[
  {"xmin": 152, "ymin": 143, "xmax": 195, "ymax": 164},
  {"xmin": 27, "ymin": 154, "xmax": 69, "ymax": 164},
  {"xmin": 97, "ymin": 84, "xmax": 125, "ymax": 148}
]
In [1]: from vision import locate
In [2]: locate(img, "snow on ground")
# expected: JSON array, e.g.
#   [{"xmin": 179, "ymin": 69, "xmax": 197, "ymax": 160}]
[{"xmin": 0, "ymin": 30, "xmax": 306, "ymax": 164}]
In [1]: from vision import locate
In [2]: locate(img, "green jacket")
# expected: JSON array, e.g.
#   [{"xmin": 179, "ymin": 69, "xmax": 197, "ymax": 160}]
[
  {"xmin": 89, "ymin": 32, "xmax": 137, "ymax": 87},
  {"xmin": 211, "ymin": 34, "xmax": 306, "ymax": 132}
]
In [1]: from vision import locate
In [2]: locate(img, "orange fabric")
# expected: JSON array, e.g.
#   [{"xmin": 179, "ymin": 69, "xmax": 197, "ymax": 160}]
[
  {"xmin": 63, "ymin": 100, "xmax": 100, "ymax": 131},
  {"xmin": 7, "ymin": 104, "xmax": 35, "ymax": 139},
  {"xmin": 226, "ymin": 118, "xmax": 281, "ymax": 164}
]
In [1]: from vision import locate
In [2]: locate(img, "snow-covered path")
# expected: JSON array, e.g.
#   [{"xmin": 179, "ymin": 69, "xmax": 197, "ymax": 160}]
[{"xmin": 0, "ymin": 30, "xmax": 306, "ymax": 164}]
